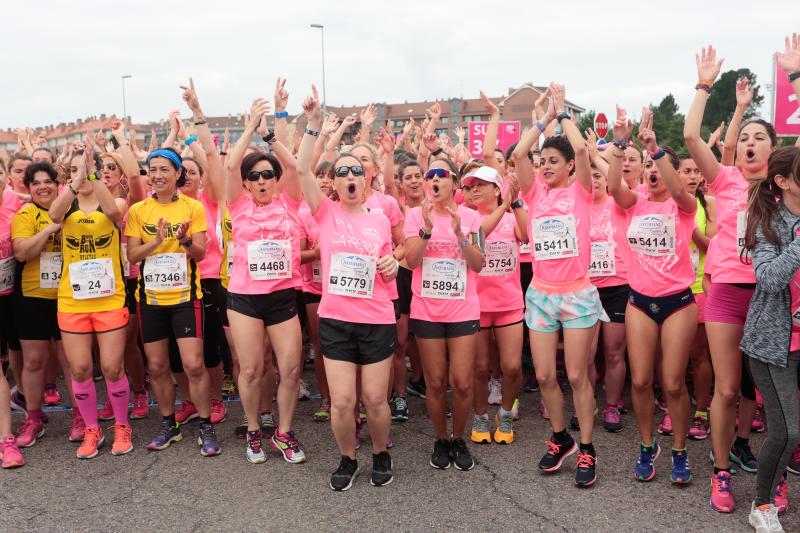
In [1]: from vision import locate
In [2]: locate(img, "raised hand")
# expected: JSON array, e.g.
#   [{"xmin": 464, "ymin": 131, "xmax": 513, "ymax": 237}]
[
  {"xmin": 111, "ymin": 119, "xmax": 126, "ymax": 143},
  {"xmin": 455, "ymin": 126, "xmax": 466, "ymax": 144},
  {"xmin": 257, "ymin": 114, "xmax": 269, "ymax": 137},
  {"xmin": 533, "ymin": 87, "xmax": 550, "ymax": 121},
  {"xmin": 403, "ymin": 118, "xmax": 414, "ymax": 137},
  {"xmin": 480, "ymin": 91, "xmax": 499, "ymax": 114},
  {"xmin": 613, "ymin": 105, "xmax": 633, "ymax": 141},
  {"xmin": 637, "ymin": 114, "xmax": 658, "ymax": 153},
  {"xmin": 421, "ymin": 197, "xmax": 433, "ymax": 231},
  {"xmin": 707, "ymin": 121, "xmax": 724, "ymax": 148},
  {"xmin": 585, "ymin": 129, "xmax": 599, "ymax": 159},
  {"xmin": 504, "ymin": 172, "xmax": 520, "ymax": 206},
  {"xmin": 343, "ymin": 115, "xmax": 357, "ymax": 129},
  {"xmin": 174, "ymin": 220, "xmax": 191, "ymax": 241},
  {"xmin": 302, "ymin": 85, "xmax": 323, "ymax": 125},
  {"xmin": 776, "ymin": 33, "xmax": 800, "ymax": 74},
  {"xmin": 321, "ymin": 114, "xmax": 340, "ymax": 136},
  {"xmin": 222, "ymin": 127, "xmax": 231, "ymax": 153},
  {"xmin": 180, "ymin": 78, "xmax": 202, "ymax": 113},
  {"xmin": 274, "ymin": 77, "xmax": 289, "ymax": 112},
  {"xmin": 422, "ymin": 132, "xmax": 440, "ymax": 153},
  {"xmin": 376, "ymin": 127, "xmax": 395, "ymax": 153},
  {"xmin": 695, "ymin": 45, "xmax": 724, "ymax": 82},
  {"xmin": 360, "ymin": 104, "xmax": 377, "ymax": 127},
  {"xmin": 427, "ymin": 102, "xmax": 442, "ymax": 121},
  {"xmin": 247, "ymin": 98, "xmax": 271, "ymax": 131},
  {"xmin": 438, "ymin": 133, "xmax": 451, "ymax": 148},
  {"xmin": 548, "ymin": 83, "xmax": 566, "ymax": 114},
  {"xmin": 735, "ymin": 78, "xmax": 753, "ymax": 107}
]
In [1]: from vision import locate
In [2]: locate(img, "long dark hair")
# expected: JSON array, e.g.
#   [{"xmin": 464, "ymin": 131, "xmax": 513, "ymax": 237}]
[{"xmin": 744, "ymin": 146, "xmax": 800, "ymax": 253}]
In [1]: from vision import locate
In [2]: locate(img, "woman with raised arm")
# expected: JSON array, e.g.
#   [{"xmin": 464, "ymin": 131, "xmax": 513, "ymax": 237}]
[
  {"xmin": 49, "ymin": 149, "xmax": 131, "ymax": 459},
  {"xmin": 480, "ymin": 91, "xmax": 509, "ymax": 174},
  {"xmin": 224, "ymin": 97, "xmax": 306, "ymax": 465},
  {"xmin": 297, "ymin": 86, "xmax": 399, "ymax": 491},
  {"xmin": 609, "ymin": 110, "xmax": 698, "ymax": 486},
  {"xmin": 683, "ymin": 45, "xmax": 782, "ymax": 513}
]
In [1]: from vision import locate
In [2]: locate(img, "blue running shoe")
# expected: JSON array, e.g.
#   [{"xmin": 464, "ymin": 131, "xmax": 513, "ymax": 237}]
[
  {"xmin": 636, "ymin": 442, "xmax": 661, "ymax": 481},
  {"xmin": 671, "ymin": 449, "xmax": 692, "ymax": 484},
  {"xmin": 198, "ymin": 422, "xmax": 222, "ymax": 457},
  {"xmin": 146, "ymin": 419, "xmax": 182, "ymax": 451}
]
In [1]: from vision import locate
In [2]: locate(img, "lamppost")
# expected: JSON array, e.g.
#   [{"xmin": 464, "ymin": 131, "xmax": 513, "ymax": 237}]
[
  {"xmin": 121, "ymin": 75, "xmax": 132, "ymax": 123},
  {"xmin": 310, "ymin": 24, "xmax": 326, "ymax": 113}
]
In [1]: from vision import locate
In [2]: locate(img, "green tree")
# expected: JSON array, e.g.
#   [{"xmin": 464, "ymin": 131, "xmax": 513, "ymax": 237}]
[
  {"xmin": 577, "ymin": 110, "xmax": 598, "ymax": 138},
  {"xmin": 641, "ymin": 94, "xmax": 687, "ymax": 153},
  {"xmin": 704, "ymin": 69, "xmax": 764, "ymax": 131}
]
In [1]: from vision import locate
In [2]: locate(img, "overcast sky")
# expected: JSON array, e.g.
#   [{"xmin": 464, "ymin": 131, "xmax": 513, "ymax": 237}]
[{"xmin": 2, "ymin": 0, "xmax": 798, "ymax": 129}]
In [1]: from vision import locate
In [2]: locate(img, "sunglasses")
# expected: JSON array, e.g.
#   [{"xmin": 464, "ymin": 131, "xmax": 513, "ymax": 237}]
[
  {"xmin": 425, "ymin": 168, "xmax": 454, "ymax": 180},
  {"xmin": 103, "ymin": 163, "xmax": 118, "ymax": 171},
  {"xmin": 246, "ymin": 170, "xmax": 276, "ymax": 181},
  {"xmin": 333, "ymin": 165, "xmax": 365, "ymax": 178}
]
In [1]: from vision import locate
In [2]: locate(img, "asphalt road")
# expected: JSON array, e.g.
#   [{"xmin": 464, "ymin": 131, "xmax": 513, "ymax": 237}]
[{"xmin": 1, "ymin": 370, "xmax": 788, "ymax": 533}]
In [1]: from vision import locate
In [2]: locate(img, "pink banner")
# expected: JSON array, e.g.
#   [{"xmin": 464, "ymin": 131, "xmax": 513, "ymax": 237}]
[
  {"xmin": 468, "ymin": 121, "xmax": 521, "ymax": 158},
  {"xmin": 774, "ymin": 61, "xmax": 800, "ymax": 136}
]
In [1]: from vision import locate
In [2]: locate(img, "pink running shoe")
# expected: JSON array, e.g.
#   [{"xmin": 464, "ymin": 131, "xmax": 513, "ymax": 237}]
[
  {"xmin": 210, "ymin": 399, "xmax": 227, "ymax": 424},
  {"xmin": 775, "ymin": 475, "xmax": 789, "ymax": 516},
  {"xmin": 130, "ymin": 391, "xmax": 149, "ymax": 420},
  {"xmin": 539, "ymin": 401, "xmax": 550, "ymax": 420},
  {"xmin": 43, "ymin": 384, "xmax": 61, "ymax": 406},
  {"xmin": 175, "ymin": 400, "xmax": 198, "ymax": 424},
  {"xmin": 69, "ymin": 413, "xmax": 86, "ymax": 443},
  {"xmin": 688, "ymin": 415, "xmax": 710, "ymax": 440},
  {"xmin": 0, "ymin": 436, "xmax": 25, "ymax": 468},
  {"xmin": 657, "ymin": 413, "xmax": 673, "ymax": 436},
  {"xmin": 16, "ymin": 418, "xmax": 45, "ymax": 448},
  {"xmin": 603, "ymin": 405, "xmax": 622, "ymax": 433},
  {"xmin": 98, "ymin": 400, "xmax": 114, "ymax": 421},
  {"xmin": 710, "ymin": 471, "xmax": 735, "ymax": 513},
  {"xmin": 751, "ymin": 402, "xmax": 765, "ymax": 433}
]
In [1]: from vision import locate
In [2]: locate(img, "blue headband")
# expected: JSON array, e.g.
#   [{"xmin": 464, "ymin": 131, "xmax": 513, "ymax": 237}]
[{"xmin": 146, "ymin": 149, "xmax": 183, "ymax": 170}]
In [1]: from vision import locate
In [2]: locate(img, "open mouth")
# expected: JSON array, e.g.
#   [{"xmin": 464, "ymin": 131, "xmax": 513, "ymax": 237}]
[
  {"xmin": 347, "ymin": 183, "xmax": 356, "ymax": 194},
  {"xmin": 649, "ymin": 174, "xmax": 658, "ymax": 185},
  {"xmin": 745, "ymin": 149, "xmax": 756, "ymax": 162},
  {"xmin": 432, "ymin": 184, "xmax": 440, "ymax": 194}
]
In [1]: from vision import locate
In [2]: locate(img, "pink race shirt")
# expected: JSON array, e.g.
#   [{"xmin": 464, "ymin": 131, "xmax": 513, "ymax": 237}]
[
  {"xmin": 517, "ymin": 189, "xmax": 534, "ymax": 263},
  {"xmin": 528, "ymin": 180, "xmax": 594, "ymax": 284},
  {"xmin": 589, "ymin": 196, "xmax": 628, "ymax": 288},
  {"xmin": 226, "ymin": 192, "xmax": 303, "ymax": 295},
  {"xmin": 197, "ymin": 192, "xmax": 222, "ymax": 280},
  {"xmin": 404, "ymin": 205, "xmax": 482, "ymax": 322},
  {"xmin": 364, "ymin": 191, "xmax": 404, "ymax": 229},
  {"xmin": 0, "ymin": 190, "xmax": 23, "ymax": 296},
  {"xmin": 313, "ymin": 197, "xmax": 396, "ymax": 324},
  {"xmin": 298, "ymin": 202, "xmax": 322, "ymax": 296},
  {"xmin": 478, "ymin": 211, "xmax": 523, "ymax": 312},
  {"xmin": 623, "ymin": 194, "xmax": 696, "ymax": 297},
  {"xmin": 705, "ymin": 165, "xmax": 755, "ymax": 284}
]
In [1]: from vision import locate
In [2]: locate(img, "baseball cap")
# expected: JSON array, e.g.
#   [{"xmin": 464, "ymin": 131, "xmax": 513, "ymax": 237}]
[{"xmin": 462, "ymin": 165, "xmax": 503, "ymax": 188}]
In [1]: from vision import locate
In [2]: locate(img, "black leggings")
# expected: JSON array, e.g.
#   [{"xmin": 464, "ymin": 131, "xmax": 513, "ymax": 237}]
[{"xmin": 747, "ymin": 352, "xmax": 800, "ymax": 507}]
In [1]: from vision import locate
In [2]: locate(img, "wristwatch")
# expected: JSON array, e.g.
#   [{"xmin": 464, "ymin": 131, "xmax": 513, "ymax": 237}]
[
  {"xmin": 419, "ymin": 228, "xmax": 432, "ymax": 240},
  {"xmin": 510, "ymin": 199, "xmax": 524, "ymax": 209},
  {"xmin": 180, "ymin": 237, "xmax": 193, "ymax": 248},
  {"xmin": 86, "ymin": 173, "xmax": 99, "ymax": 182}
]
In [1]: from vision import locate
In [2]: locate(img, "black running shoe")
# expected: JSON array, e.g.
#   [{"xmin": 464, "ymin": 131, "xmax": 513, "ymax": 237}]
[
  {"xmin": 391, "ymin": 396, "xmax": 409, "ymax": 422},
  {"xmin": 330, "ymin": 456, "xmax": 359, "ymax": 491},
  {"xmin": 430, "ymin": 439, "xmax": 451, "ymax": 469},
  {"xmin": 371, "ymin": 451, "xmax": 394, "ymax": 486},
  {"xmin": 730, "ymin": 442, "xmax": 758, "ymax": 473},
  {"xmin": 450, "ymin": 438, "xmax": 475, "ymax": 471},
  {"xmin": 575, "ymin": 450, "xmax": 597, "ymax": 487},
  {"xmin": 406, "ymin": 378, "xmax": 427, "ymax": 399},
  {"xmin": 538, "ymin": 436, "xmax": 577, "ymax": 472}
]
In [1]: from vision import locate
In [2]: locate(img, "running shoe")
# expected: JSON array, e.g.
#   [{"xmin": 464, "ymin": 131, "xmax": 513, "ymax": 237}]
[
  {"xmin": 9, "ymin": 387, "xmax": 26, "ymax": 414},
  {"xmin": 43, "ymin": 384, "xmax": 61, "ymax": 406},
  {"xmin": 130, "ymin": 390, "xmax": 149, "ymax": 419},
  {"xmin": 175, "ymin": 400, "xmax": 198, "ymax": 424},
  {"xmin": 0, "ymin": 436, "xmax": 25, "ymax": 468},
  {"xmin": 210, "ymin": 399, "xmax": 227, "ymax": 424},
  {"xmin": 657, "ymin": 413, "xmax": 673, "ymax": 436},
  {"xmin": 494, "ymin": 412, "xmax": 514, "ymax": 444},
  {"xmin": 146, "ymin": 420, "xmax": 182, "ymax": 451},
  {"xmin": 98, "ymin": 401, "xmax": 114, "ymax": 421},
  {"xmin": 450, "ymin": 438, "xmax": 474, "ymax": 471},
  {"xmin": 235, "ymin": 416, "xmax": 249, "ymax": 439},
  {"xmin": 575, "ymin": 450, "xmax": 597, "ymax": 487},
  {"xmin": 313, "ymin": 399, "xmax": 331, "ymax": 422},
  {"xmin": 391, "ymin": 396, "xmax": 409, "ymax": 422},
  {"xmin": 775, "ymin": 475, "xmax": 789, "ymax": 516},
  {"xmin": 330, "ymin": 456, "xmax": 359, "ymax": 491},
  {"xmin": 511, "ymin": 398, "xmax": 520, "ymax": 421},
  {"xmin": 748, "ymin": 502, "xmax": 783, "ymax": 533},
  {"xmin": 221, "ymin": 374, "xmax": 236, "ymax": 396},
  {"xmin": 358, "ymin": 401, "xmax": 367, "ymax": 423},
  {"xmin": 77, "ymin": 427, "xmax": 105, "ymax": 459},
  {"xmin": 69, "ymin": 413, "xmax": 86, "ymax": 442},
  {"xmin": 523, "ymin": 373, "xmax": 540, "ymax": 392},
  {"xmin": 655, "ymin": 393, "xmax": 667, "ymax": 412},
  {"xmin": 406, "ymin": 378, "xmax": 426, "ymax": 398},
  {"xmin": 386, "ymin": 432, "xmax": 394, "ymax": 449},
  {"xmin": 260, "ymin": 412, "xmax": 276, "ymax": 433},
  {"xmin": 616, "ymin": 402, "xmax": 628, "ymax": 415},
  {"xmin": 539, "ymin": 401, "xmax": 550, "ymax": 420},
  {"xmin": 730, "ymin": 441, "xmax": 758, "ymax": 473},
  {"xmin": 371, "ymin": 451, "xmax": 394, "ymax": 487},
  {"xmin": 355, "ymin": 421, "xmax": 363, "ymax": 450},
  {"xmin": 111, "ymin": 424, "xmax": 133, "ymax": 456},
  {"xmin": 470, "ymin": 413, "xmax": 491, "ymax": 444},
  {"xmin": 635, "ymin": 442, "xmax": 661, "ymax": 481},
  {"xmin": 671, "ymin": 449, "xmax": 692, "ymax": 484},
  {"xmin": 752, "ymin": 403, "xmax": 766, "ymax": 433},
  {"xmin": 298, "ymin": 379, "xmax": 311, "ymax": 401},
  {"xmin": 270, "ymin": 429, "xmax": 306, "ymax": 463},
  {"xmin": 603, "ymin": 405, "xmax": 622, "ymax": 433},
  {"xmin": 487, "ymin": 377, "xmax": 502, "ymax": 405},
  {"xmin": 16, "ymin": 418, "xmax": 44, "ymax": 448},
  {"xmin": 92, "ymin": 365, "xmax": 102, "ymax": 381},
  {"xmin": 246, "ymin": 430, "xmax": 266, "ymax": 464},
  {"xmin": 198, "ymin": 422, "xmax": 221, "ymax": 457},
  {"xmin": 430, "ymin": 439, "xmax": 451, "ymax": 470},
  {"xmin": 788, "ymin": 445, "xmax": 800, "ymax": 475},
  {"xmin": 710, "ymin": 470, "xmax": 735, "ymax": 513},
  {"xmin": 538, "ymin": 438, "xmax": 577, "ymax": 472},
  {"xmin": 688, "ymin": 415, "xmax": 710, "ymax": 440}
]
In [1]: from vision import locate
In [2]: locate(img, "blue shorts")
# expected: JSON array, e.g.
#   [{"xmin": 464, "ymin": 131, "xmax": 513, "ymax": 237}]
[{"xmin": 524, "ymin": 283, "xmax": 609, "ymax": 333}]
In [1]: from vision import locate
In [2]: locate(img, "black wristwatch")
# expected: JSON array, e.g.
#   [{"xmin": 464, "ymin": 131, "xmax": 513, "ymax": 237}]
[
  {"xmin": 431, "ymin": 148, "xmax": 444, "ymax": 156},
  {"xmin": 510, "ymin": 199, "xmax": 524, "ymax": 209},
  {"xmin": 180, "ymin": 237, "xmax": 193, "ymax": 248},
  {"xmin": 419, "ymin": 228, "xmax": 432, "ymax": 240},
  {"xmin": 262, "ymin": 131, "xmax": 276, "ymax": 145}
]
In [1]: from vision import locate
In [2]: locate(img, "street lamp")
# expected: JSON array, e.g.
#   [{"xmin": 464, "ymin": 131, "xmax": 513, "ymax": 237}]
[
  {"xmin": 310, "ymin": 24, "xmax": 326, "ymax": 113},
  {"xmin": 121, "ymin": 75, "xmax": 132, "ymax": 123}
]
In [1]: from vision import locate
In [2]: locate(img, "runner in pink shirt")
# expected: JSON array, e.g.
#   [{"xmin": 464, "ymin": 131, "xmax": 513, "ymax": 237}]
[
  {"xmin": 609, "ymin": 109, "xmax": 697, "ymax": 486},
  {"xmin": 404, "ymin": 133, "xmax": 485, "ymax": 473},
  {"xmin": 225, "ymin": 96, "xmax": 306, "ymax": 466},
  {"xmin": 297, "ymin": 87, "xmax": 399, "ymax": 491},
  {"xmin": 463, "ymin": 166, "xmax": 527, "ymax": 446},
  {"xmin": 684, "ymin": 45, "xmax": 781, "ymax": 512}
]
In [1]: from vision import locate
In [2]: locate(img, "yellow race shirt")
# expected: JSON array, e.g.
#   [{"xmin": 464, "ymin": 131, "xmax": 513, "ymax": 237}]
[
  {"xmin": 125, "ymin": 194, "xmax": 206, "ymax": 306},
  {"xmin": 220, "ymin": 209, "xmax": 232, "ymax": 289},
  {"xmin": 58, "ymin": 201, "xmax": 126, "ymax": 312},
  {"xmin": 12, "ymin": 203, "xmax": 62, "ymax": 299}
]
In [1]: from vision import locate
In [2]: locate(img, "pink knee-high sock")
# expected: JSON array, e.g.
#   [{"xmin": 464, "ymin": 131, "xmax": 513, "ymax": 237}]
[
  {"xmin": 105, "ymin": 377, "xmax": 130, "ymax": 426},
  {"xmin": 71, "ymin": 379, "xmax": 98, "ymax": 430}
]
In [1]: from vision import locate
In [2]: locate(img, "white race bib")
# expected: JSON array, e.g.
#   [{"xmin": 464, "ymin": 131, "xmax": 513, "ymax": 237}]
[
  {"xmin": 39, "ymin": 252, "xmax": 62, "ymax": 289},
  {"xmin": 327, "ymin": 253, "xmax": 376, "ymax": 299},
  {"xmin": 247, "ymin": 240, "xmax": 291, "ymax": 281},
  {"xmin": 532, "ymin": 215, "xmax": 578, "ymax": 260},
  {"xmin": 0, "ymin": 257, "xmax": 15, "ymax": 292},
  {"xmin": 69, "ymin": 258, "xmax": 116, "ymax": 299},
  {"xmin": 421, "ymin": 257, "xmax": 466, "ymax": 299},
  {"xmin": 122, "ymin": 243, "xmax": 131, "ymax": 278},
  {"xmin": 143, "ymin": 253, "xmax": 188, "ymax": 291},
  {"xmin": 226, "ymin": 243, "xmax": 235, "ymax": 277},
  {"xmin": 312, "ymin": 259, "xmax": 322, "ymax": 283},
  {"xmin": 691, "ymin": 246, "xmax": 700, "ymax": 277},
  {"xmin": 627, "ymin": 214, "xmax": 676, "ymax": 257},
  {"xmin": 481, "ymin": 240, "xmax": 518, "ymax": 277},
  {"xmin": 519, "ymin": 241, "xmax": 532, "ymax": 254},
  {"xmin": 588, "ymin": 241, "xmax": 616, "ymax": 278},
  {"xmin": 736, "ymin": 211, "xmax": 747, "ymax": 257}
]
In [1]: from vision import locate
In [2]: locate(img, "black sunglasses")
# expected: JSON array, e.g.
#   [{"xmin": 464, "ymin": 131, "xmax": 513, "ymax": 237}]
[
  {"xmin": 425, "ymin": 168, "xmax": 454, "ymax": 180},
  {"xmin": 246, "ymin": 170, "xmax": 276, "ymax": 181},
  {"xmin": 333, "ymin": 165, "xmax": 365, "ymax": 178}
]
